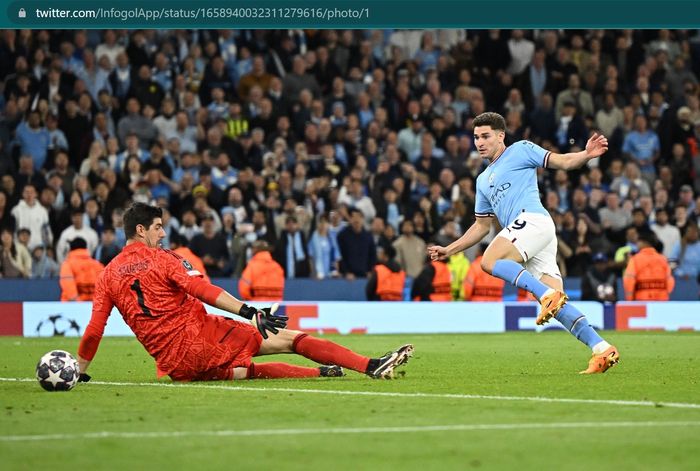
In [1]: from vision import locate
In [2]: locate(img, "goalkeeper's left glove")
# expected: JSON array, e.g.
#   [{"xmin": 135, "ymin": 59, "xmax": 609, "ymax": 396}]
[{"xmin": 78, "ymin": 373, "xmax": 91, "ymax": 382}]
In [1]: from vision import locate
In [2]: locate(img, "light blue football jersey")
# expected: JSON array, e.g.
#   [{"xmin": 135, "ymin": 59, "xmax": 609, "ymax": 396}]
[{"xmin": 474, "ymin": 140, "xmax": 551, "ymax": 227}]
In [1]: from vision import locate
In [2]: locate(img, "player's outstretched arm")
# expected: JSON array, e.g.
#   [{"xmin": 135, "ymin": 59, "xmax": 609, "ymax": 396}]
[
  {"xmin": 428, "ymin": 216, "xmax": 492, "ymax": 261},
  {"xmin": 199, "ymin": 283, "xmax": 288, "ymax": 339},
  {"xmin": 547, "ymin": 133, "xmax": 609, "ymax": 170},
  {"xmin": 178, "ymin": 267, "xmax": 288, "ymax": 339},
  {"xmin": 76, "ymin": 276, "xmax": 112, "ymax": 381}
]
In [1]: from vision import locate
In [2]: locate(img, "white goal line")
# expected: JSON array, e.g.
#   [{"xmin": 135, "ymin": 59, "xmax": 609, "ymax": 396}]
[
  {"xmin": 1, "ymin": 421, "xmax": 700, "ymax": 442},
  {"xmin": 3, "ymin": 377, "xmax": 700, "ymax": 410}
]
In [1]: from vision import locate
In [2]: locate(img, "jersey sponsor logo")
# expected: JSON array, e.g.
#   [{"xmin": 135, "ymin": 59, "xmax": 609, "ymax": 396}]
[
  {"xmin": 182, "ymin": 259, "xmax": 193, "ymax": 271},
  {"xmin": 489, "ymin": 182, "xmax": 511, "ymax": 206}
]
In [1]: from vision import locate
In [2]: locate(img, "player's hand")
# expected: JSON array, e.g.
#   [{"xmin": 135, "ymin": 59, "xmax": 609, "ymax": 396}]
[
  {"xmin": 585, "ymin": 132, "xmax": 609, "ymax": 159},
  {"xmin": 427, "ymin": 245, "xmax": 449, "ymax": 262},
  {"xmin": 251, "ymin": 303, "xmax": 288, "ymax": 339},
  {"xmin": 78, "ymin": 373, "xmax": 91, "ymax": 382}
]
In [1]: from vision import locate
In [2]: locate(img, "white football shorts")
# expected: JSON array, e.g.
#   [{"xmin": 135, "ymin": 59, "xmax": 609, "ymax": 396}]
[{"xmin": 496, "ymin": 212, "xmax": 562, "ymax": 280}]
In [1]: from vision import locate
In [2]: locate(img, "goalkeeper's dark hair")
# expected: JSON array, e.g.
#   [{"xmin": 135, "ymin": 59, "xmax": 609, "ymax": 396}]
[
  {"xmin": 124, "ymin": 203, "xmax": 163, "ymax": 239},
  {"xmin": 473, "ymin": 112, "xmax": 506, "ymax": 132}
]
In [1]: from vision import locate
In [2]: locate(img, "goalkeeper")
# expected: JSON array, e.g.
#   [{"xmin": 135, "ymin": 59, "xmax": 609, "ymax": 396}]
[{"xmin": 77, "ymin": 203, "xmax": 412, "ymax": 382}]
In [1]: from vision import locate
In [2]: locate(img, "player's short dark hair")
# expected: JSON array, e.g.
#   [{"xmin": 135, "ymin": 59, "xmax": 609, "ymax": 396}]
[
  {"xmin": 473, "ymin": 112, "xmax": 506, "ymax": 132},
  {"xmin": 124, "ymin": 203, "xmax": 163, "ymax": 239}
]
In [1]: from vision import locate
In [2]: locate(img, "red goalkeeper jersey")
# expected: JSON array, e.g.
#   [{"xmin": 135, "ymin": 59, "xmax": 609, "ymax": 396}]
[{"xmin": 78, "ymin": 241, "xmax": 216, "ymax": 376}]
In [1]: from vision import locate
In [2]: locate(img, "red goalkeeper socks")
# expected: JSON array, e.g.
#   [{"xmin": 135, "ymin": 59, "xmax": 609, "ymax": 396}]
[
  {"xmin": 247, "ymin": 362, "xmax": 320, "ymax": 379},
  {"xmin": 292, "ymin": 334, "xmax": 370, "ymax": 373}
]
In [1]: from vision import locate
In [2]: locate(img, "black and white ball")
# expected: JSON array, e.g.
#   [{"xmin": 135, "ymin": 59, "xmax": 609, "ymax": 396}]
[{"xmin": 36, "ymin": 350, "xmax": 80, "ymax": 391}]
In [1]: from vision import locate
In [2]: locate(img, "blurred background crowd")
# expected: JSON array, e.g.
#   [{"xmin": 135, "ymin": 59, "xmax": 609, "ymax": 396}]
[{"xmin": 1, "ymin": 28, "xmax": 700, "ymax": 300}]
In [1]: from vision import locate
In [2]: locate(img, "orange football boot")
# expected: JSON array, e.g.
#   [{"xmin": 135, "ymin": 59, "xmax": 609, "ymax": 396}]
[
  {"xmin": 579, "ymin": 346, "xmax": 620, "ymax": 374},
  {"xmin": 535, "ymin": 290, "xmax": 569, "ymax": 325}
]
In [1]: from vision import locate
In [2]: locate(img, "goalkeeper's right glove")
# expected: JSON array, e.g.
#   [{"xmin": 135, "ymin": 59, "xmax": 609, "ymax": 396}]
[{"xmin": 239, "ymin": 303, "xmax": 288, "ymax": 339}]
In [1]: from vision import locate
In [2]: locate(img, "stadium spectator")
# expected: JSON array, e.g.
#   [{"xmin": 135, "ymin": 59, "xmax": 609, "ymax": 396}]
[
  {"xmin": 337, "ymin": 208, "xmax": 376, "ymax": 279},
  {"xmin": 0, "ymin": 190, "xmax": 14, "ymax": 232},
  {"xmin": 622, "ymin": 114, "xmax": 660, "ymax": 182},
  {"xmin": 56, "ymin": 207, "xmax": 99, "ymax": 263},
  {"xmin": 13, "ymin": 110, "xmax": 50, "ymax": 172},
  {"xmin": 338, "ymin": 178, "xmax": 376, "ymax": 226},
  {"xmin": 366, "ymin": 242, "xmax": 406, "ymax": 301},
  {"xmin": 0, "ymin": 227, "xmax": 31, "ymax": 278},
  {"xmin": 59, "ymin": 237, "xmax": 104, "ymax": 301},
  {"xmin": 117, "ymin": 98, "xmax": 158, "ymax": 148},
  {"xmin": 93, "ymin": 226, "xmax": 121, "ymax": 267},
  {"xmin": 308, "ymin": 213, "xmax": 340, "ymax": 280},
  {"xmin": 239, "ymin": 239, "xmax": 284, "ymax": 301},
  {"xmin": 555, "ymin": 73, "xmax": 594, "ymax": 120},
  {"xmin": 623, "ymin": 232, "xmax": 674, "ymax": 301},
  {"xmin": 189, "ymin": 213, "xmax": 230, "ymax": 278},
  {"xmin": 393, "ymin": 220, "xmax": 427, "ymax": 278},
  {"xmin": 581, "ymin": 252, "xmax": 618, "ymax": 302},
  {"xmin": 78, "ymin": 203, "xmax": 413, "ymax": 381},
  {"xmin": 11, "ymin": 183, "xmax": 50, "ymax": 250},
  {"xmin": 273, "ymin": 215, "xmax": 311, "ymax": 279},
  {"xmin": 555, "ymin": 100, "xmax": 588, "ymax": 153},
  {"xmin": 651, "ymin": 207, "xmax": 681, "ymax": 259},
  {"xmin": 30, "ymin": 244, "xmax": 60, "ymax": 279},
  {"xmin": 670, "ymin": 223, "xmax": 700, "ymax": 280}
]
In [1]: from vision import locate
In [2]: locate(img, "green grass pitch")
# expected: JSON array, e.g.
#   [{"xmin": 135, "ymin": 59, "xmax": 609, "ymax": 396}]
[{"xmin": 1, "ymin": 331, "xmax": 699, "ymax": 470}]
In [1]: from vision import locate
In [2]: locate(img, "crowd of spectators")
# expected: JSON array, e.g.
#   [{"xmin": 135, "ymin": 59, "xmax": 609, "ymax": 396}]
[{"xmin": 1, "ymin": 28, "xmax": 700, "ymax": 295}]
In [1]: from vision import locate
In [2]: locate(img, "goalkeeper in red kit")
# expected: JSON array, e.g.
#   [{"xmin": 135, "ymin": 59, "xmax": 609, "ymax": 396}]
[{"xmin": 77, "ymin": 203, "xmax": 412, "ymax": 382}]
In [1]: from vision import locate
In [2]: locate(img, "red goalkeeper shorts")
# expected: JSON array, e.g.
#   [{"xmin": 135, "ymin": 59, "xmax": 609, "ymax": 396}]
[{"xmin": 168, "ymin": 315, "xmax": 263, "ymax": 382}]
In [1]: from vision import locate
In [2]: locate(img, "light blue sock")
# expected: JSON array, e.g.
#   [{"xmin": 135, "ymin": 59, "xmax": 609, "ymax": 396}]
[
  {"xmin": 492, "ymin": 259, "xmax": 549, "ymax": 299},
  {"xmin": 555, "ymin": 303, "xmax": 604, "ymax": 349}
]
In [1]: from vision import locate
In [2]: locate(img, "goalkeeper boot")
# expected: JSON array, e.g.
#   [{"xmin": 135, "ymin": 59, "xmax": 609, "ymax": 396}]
[
  {"xmin": 579, "ymin": 346, "xmax": 620, "ymax": 374},
  {"xmin": 319, "ymin": 365, "xmax": 345, "ymax": 377},
  {"xmin": 366, "ymin": 344, "xmax": 414, "ymax": 379},
  {"xmin": 536, "ymin": 289, "xmax": 568, "ymax": 325}
]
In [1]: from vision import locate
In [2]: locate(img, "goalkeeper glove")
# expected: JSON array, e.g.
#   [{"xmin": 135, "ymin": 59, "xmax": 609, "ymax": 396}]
[
  {"xmin": 239, "ymin": 303, "xmax": 288, "ymax": 339},
  {"xmin": 78, "ymin": 373, "xmax": 91, "ymax": 382}
]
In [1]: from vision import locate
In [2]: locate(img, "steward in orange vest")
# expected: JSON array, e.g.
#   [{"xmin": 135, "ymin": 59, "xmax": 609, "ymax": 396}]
[
  {"xmin": 366, "ymin": 245, "xmax": 406, "ymax": 301},
  {"xmin": 60, "ymin": 238, "xmax": 105, "ymax": 301},
  {"xmin": 623, "ymin": 232, "xmax": 674, "ymax": 301},
  {"xmin": 464, "ymin": 255, "xmax": 505, "ymax": 301},
  {"xmin": 411, "ymin": 257, "xmax": 452, "ymax": 301},
  {"xmin": 239, "ymin": 240, "xmax": 285, "ymax": 301},
  {"xmin": 170, "ymin": 232, "xmax": 211, "ymax": 283}
]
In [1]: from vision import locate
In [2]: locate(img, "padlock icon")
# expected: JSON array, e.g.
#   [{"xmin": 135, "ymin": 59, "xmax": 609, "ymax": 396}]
[{"xmin": 18, "ymin": 8, "xmax": 26, "ymax": 18}]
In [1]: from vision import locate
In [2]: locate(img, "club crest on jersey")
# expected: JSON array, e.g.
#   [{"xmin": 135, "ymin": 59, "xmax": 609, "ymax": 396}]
[{"xmin": 182, "ymin": 259, "xmax": 193, "ymax": 271}]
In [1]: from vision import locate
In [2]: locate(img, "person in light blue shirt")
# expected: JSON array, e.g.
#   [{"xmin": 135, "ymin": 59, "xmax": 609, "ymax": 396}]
[
  {"xmin": 308, "ymin": 214, "xmax": 341, "ymax": 279},
  {"xmin": 622, "ymin": 114, "xmax": 660, "ymax": 177},
  {"xmin": 670, "ymin": 223, "xmax": 700, "ymax": 280},
  {"xmin": 429, "ymin": 112, "xmax": 619, "ymax": 374},
  {"xmin": 14, "ymin": 111, "xmax": 50, "ymax": 171}
]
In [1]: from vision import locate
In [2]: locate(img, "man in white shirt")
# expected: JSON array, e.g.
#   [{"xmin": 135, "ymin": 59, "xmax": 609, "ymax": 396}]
[
  {"xmin": 56, "ymin": 207, "xmax": 99, "ymax": 263},
  {"xmin": 11, "ymin": 184, "xmax": 50, "ymax": 250},
  {"xmin": 651, "ymin": 207, "xmax": 681, "ymax": 259}
]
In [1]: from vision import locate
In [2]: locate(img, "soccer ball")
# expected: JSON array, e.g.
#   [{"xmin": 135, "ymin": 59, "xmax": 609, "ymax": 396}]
[{"xmin": 35, "ymin": 350, "xmax": 80, "ymax": 391}]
